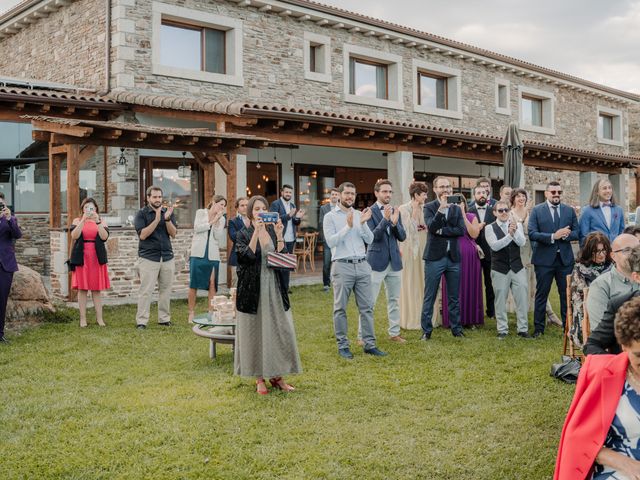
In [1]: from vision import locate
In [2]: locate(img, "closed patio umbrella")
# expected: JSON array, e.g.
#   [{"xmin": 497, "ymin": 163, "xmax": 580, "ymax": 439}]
[{"xmin": 501, "ymin": 122, "xmax": 524, "ymax": 188}]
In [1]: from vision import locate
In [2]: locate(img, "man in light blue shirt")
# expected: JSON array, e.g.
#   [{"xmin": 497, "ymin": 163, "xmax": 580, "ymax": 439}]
[{"xmin": 323, "ymin": 182, "xmax": 387, "ymax": 359}]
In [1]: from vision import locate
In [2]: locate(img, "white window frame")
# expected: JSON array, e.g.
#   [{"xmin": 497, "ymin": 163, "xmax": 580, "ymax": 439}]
[
  {"xmin": 151, "ymin": 2, "xmax": 243, "ymax": 87},
  {"xmin": 412, "ymin": 59, "xmax": 462, "ymax": 120},
  {"xmin": 596, "ymin": 105, "xmax": 623, "ymax": 147},
  {"xmin": 343, "ymin": 44, "xmax": 403, "ymax": 110},
  {"xmin": 518, "ymin": 85, "xmax": 555, "ymax": 135},
  {"xmin": 303, "ymin": 31, "xmax": 331, "ymax": 83},
  {"xmin": 495, "ymin": 78, "xmax": 511, "ymax": 116}
]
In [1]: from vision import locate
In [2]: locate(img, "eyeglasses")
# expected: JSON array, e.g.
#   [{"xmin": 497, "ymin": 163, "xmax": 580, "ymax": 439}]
[
  {"xmin": 613, "ymin": 247, "xmax": 633, "ymax": 254},
  {"xmin": 595, "ymin": 249, "xmax": 607, "ymax": 254},
  {"xmin": 497, "ymin": 208, "xmax": 510, "ymax": 213},
  {"xmin": 548, "ymin": 190, "xmax": 563, "ymax": 195}
]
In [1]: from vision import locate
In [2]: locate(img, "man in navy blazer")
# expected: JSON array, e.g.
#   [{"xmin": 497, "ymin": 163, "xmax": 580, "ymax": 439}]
[
  {"xmin": 227, "ymin": 197, "xmax": 249, "ymax": 282},
  {"xmin": 578, "ymin": 178, "xmax": 625, "ymax": 246},
  {"xmin": 528, "ymin": 181, "xmax": 579, "ymax": 337},
  {"xmin": 420, "ymin": 176, "xmax": 466, "ymax": 339},
  {"xmin": 269, "ymin": 184, "xmax": 304, "ymax": 292},
  {"xmin": 0, "ymin": 194, "xmax": 22, "ymax": 343},
  {"xmin": 359, "ymin": 179, "xmax": 407, "ymax": 343}
]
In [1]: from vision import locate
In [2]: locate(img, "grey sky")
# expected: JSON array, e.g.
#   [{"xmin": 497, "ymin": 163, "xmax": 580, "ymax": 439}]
[{"xmin": 0, "ymin": 0, "xmax": 638, "ymax": 93}]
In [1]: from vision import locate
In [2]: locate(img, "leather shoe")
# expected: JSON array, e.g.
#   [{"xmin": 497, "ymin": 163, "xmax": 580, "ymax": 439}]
[
  {"xmin": 364, "ymin": 347, "xmax": 388, "ymax": 357},
  {"xmin": 452, "ymin": 331, "xmax": 465, "ymax": 338},
  {"xmin": 136, "ymin": 324, "xmax": 146, "ymax": 330},
  {"xmin": 518, "ymin": 332, "xmax": 532, "ymax": 339},
  {"xmin": 158, "ymin": 322, "xmax": 172, "ymax": 327},
  {"xmin": 420, "ymin": 332, "xmax": 431, "ymax": 341},
  {"xmin": 389, "ymin": 335, "xmax": 406, "ymax": 344},
  {"xmin": 533, "ymin": 331, "xmax": 544, "ymax": 339},
  {"xmin": 338, "ymin": 348, "xmax": 354, "ymax": 360},
  {"xmin": 497, "ymin": 333, "xmax": 508, "ymax": 340},
  {"xmin": 0, "ymin": 336, "xmax": 9, "ymax": 343}
]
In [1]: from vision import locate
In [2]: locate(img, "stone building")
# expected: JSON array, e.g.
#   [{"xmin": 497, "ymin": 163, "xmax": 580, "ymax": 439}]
[{"xmin": 0, "ymin": 0, "xmax": 638, "ymax": 300}]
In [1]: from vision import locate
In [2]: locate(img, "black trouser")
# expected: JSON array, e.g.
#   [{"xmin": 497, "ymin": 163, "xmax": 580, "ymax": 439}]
[
  {"xmin": 279, "ymin": 241, "xmax": 295, "ymax": 292},
  {"xmin": 534, "ymin": 255, "xmax": 572, "ymax": 334},
  {"xmin": 0, "ymin": 267, "xmax": 14, "ymax": 338},
  {"xmin": 322, "ymin": 241, "xmax": 332, "ymax": 287},
  {"xmin": 480, "ymin": 258, "xmax": 495, "ymax": 317}
]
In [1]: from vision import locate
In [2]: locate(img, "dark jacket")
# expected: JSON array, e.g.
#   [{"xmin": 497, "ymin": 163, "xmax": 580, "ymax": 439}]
[
  {"xmin": 469, "ymin": 204, "xmax": 496, "ymax": 261},
  {"xmin": 0, "ymin": 215, "xmax": 22, "ymax": 273},
  {"xmin": 69, "ymin": 223, "xmax": 109, "ymax": 269},
  {"xmin": 235, "ymin": 225, "xmax": 290, "ymax": 314},
  {"xmin": 584, "ymin": 289, "xmax": 640, "ymax": 356},
  {"xmin": 423, "ymin": 200, "xmax": 465, "ymax": 262},
  {"xmin": 528, "ymin": 202, "xmax": 579, "ymax": 267},
  {"xmin": 269, "ymin": 198, "xmax": 301, "ymax": 239},
  {"xmin": 366, "ymin": 204, "xmax": 406, "ymax": 272},
  {"xmin": 227, "ymin": 216, "xmax": 246, "ymax": 267}
]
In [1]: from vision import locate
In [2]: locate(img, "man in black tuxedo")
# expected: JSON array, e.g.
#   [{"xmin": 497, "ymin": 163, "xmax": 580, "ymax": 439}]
[
  {"xmin": 420, "ymin": 176, "xmax": 466, "ymax": 339},
  {"xmin": 468, "ymin": 185, "xmax": 496, "ymax": 319}
]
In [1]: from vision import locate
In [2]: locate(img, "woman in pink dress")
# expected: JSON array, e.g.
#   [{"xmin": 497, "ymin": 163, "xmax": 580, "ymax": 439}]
[
  {"xmin": 442, "ymin": 195, "xmax": 484, "ymax": 328},
  {"xmin": 70, "ymin": 198, "xmax": 111, "ymax": 327}
]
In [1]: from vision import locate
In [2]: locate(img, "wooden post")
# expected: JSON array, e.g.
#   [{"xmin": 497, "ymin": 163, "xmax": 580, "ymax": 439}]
[
  {"xmin": 66, "ymin": 144, "xmax": 81, "ymax": 302},
  {"xmin": 226, "ymin": 152, "xmax": 238, "ymax": 287},
  {"xmin": 203, "ymin": 159, "xmax": 216, "ymax": 203},
  {"xmin": 636, "ymin": 167, "xmax": 640, "ymax": 209},
  {"xmin": 48, "ymin": 142, "xmax": 62, "ymax": 229}
]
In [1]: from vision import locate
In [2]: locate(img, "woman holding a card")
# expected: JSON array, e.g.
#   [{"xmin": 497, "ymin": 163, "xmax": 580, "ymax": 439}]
[{"xmin": 234, "ymin": 195, "xmax": 302, "ymax": 395}]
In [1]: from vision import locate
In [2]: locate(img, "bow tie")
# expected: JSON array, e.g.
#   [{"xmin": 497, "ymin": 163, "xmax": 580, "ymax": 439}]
[
  {"xmin": 477, "ymin": 206, "xmax": 486, "ymax": 210},
  {"xmin": 601, "ymin": 202, "xmax": 612, "ymax": 207}
]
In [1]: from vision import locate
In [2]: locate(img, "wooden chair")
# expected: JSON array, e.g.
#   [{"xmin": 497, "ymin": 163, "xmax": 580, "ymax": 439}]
[
  {"xmin": 295, "ymin": 232, "xmax": 317, "ymax": 272},
  {"xmin": 582, "ymin": 287, "xmax": 591, "ymax": 342}
]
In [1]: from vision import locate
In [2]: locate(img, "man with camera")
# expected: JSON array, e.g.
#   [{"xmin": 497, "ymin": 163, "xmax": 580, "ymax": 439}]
[
  {"xmin": 485, "ymin": 201, "xmax": 530, "ymax": 339},
  {"xmin": 420, "ymin": 177, "xmax": 466, "ymax": 339},
  {"xmin": 133, "ymin": 186, "xmax": 178, "ymax": 329},
  {"xmin": 0, "ymin": 192, "xmax": 22, "ymax": 343}
]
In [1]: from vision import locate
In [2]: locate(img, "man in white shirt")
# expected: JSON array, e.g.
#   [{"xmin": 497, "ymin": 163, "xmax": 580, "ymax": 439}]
[
  {"xmin": 323, "ymin": 182, "xmax": 387, "ymax": 359},
  {"xmin": 485, "ymin": 201, "xmax": 530, "ymax": 339}
]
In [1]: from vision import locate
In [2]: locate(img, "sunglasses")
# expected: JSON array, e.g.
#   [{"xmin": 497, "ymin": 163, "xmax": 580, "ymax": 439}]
[
  {"xmin": 548, "ymin": 190, "xmax": 563, "ymax": 195},
  {"xmin": 497, "ymin": 208, "xmax": 510, "ymax": 213}
]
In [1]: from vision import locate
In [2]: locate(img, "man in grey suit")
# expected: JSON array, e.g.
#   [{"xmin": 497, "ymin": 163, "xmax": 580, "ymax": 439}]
[{"xmin": 319, "ymin": 188, "xmax": 340, "ymax": 292}]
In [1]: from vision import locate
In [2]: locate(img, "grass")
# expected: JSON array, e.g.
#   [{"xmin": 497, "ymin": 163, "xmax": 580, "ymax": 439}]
[{"xmin": 0, "ymin": 286, "xmax": 573, "ymax": 479}]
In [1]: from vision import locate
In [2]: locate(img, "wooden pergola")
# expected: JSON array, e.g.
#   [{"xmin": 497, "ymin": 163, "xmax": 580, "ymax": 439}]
[{"xmin": 28, "ymin": 115, "xmax": 273, "ymax": 295}]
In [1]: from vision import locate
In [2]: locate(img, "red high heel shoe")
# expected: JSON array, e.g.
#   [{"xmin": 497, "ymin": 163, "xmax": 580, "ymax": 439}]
[
  {"xmin": 256, "ymin": 378, "xmax": 269, "ymax": 395},
  {"xmin": 269, "ymin": 377, "xmax": 295, "ymax": 392}
]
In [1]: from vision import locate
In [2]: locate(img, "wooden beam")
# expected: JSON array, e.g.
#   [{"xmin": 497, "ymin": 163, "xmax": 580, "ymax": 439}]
[
  {"xmin": 78, "ymin": 145, "xmax": 100, "ymax": 168},
  {"xmin": 132, "ymin": 105, "xmax": 259, "ymax": 127},
  {"xmin": 48, "ymin": 142, "xmax": 62, "ymax": 228},
  {"xmin": 95, "ymin": 129, "xmax": 123, "ymax": 140},
  {"xmin": 64, "ymin": 106, "xmax": 76, "ymax": 115},
  {"xmin": 212, "ymin": 153, "xmax": 231, "ymax": 175},
  {"xmin": 191, "ymin": 152, "xmax": 208, "ymax": 171},
  {"xmin": 67, "ymin": 144, "xmax": 81, "ymax": 228},
  {"xmin": 32, "ymin": 120, "xmax": 93, "ymax": 138},
  {"xmin": 50, "ymin": 144, "xmax": 67, "ymax": 155},
  {"xmin": 203, "ymin": 158, "xmax": 216, "ymax": 204}
]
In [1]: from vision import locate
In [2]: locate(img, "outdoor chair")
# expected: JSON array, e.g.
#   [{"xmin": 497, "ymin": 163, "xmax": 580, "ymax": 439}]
[{"xmin": 295, "ymin": 232, "xmax": 318, "ymax": 272}]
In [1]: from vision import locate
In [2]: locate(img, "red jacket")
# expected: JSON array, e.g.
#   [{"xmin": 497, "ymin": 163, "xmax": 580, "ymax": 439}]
[{"xmin": 554, "ymin": 353, "xmax": 628, "ymax": 479}]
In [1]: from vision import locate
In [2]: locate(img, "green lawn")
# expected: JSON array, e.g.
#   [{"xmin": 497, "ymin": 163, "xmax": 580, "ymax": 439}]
[{"xmin": 0, "ymin": 286, "xmax": 573, "ymax": 479}]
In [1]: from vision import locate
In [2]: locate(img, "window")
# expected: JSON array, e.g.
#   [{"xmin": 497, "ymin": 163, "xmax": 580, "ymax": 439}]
[
  {"xmin": 160, "ymin": 21, "xmax": 225, "ymax": 74},
  {"xmin": 152, "ymin": 2, "xmax": 243, "ymax": 86},
  {"xmin": 597, "ymin": 106, "xmax": 623, "ymax": 146},
  {"xmin": 418, "ymin": 72, "xmax": 447, "ymax": 109},
  {"xmin": 411, "ymin": 60, "xmax": 462, "ymax": 119},
  {"xmin": 518, "ymin": 86, "xmax": 555, "ymax": 135},
  {"xmin": 522, "ymin": 96, "xmax": 543, "ymax": 127},
  {"xmin": 343, "ymin": 44, "xmax": 403, "ymax": 110},
  {"xmin": 495, "ymin": 79, "xmax": 511, "ymax": 115},
  {"xmin": 303, "ymin": 32, "xmax": 331, "ymax": 83},
  {"xmin": 350, "ymin": 58, "xmax": 388, "ymax": 99}
]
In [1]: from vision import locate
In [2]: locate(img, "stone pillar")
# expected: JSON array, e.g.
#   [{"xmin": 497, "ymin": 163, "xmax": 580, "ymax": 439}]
[
  {"xmin": 579, "ymin": 171, "xmax": 598, "ymax": 208},
  {"xmin": 387, "ymin": 151, "xmax": 414, "ymax": 205},
  {"xmin": 610, "ymin": 168, "xmax": 629, "ymax": 212}
]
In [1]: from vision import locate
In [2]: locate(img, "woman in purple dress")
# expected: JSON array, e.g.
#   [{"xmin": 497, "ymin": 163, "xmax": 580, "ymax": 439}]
[{"xmin": 442, "ymin": 195, "xmax": 484, "ymax": 328}]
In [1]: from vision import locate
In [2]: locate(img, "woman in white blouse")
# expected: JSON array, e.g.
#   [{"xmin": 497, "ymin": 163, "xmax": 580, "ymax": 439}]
[{"xmin": 188, "ymin": 195, "xmax": 227, "ymax": 323}]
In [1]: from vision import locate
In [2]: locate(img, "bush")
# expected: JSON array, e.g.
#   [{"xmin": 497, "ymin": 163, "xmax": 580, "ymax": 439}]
[{"xmin": 41, "ymin": 306, "xmax": 77, "ymax": 324}]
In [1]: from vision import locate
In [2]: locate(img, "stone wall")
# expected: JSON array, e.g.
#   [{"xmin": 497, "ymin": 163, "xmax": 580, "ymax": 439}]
[
  {"xmin": 111, "ymin": 0, "xmax": 631, "ymax": 155},
  {"xmin": 48, "ymin": 226, "xmax": 227, "ymax": 302},
  {"xmin": 0, "ymin": 0, "xmax": 107, "ymax": 89},
  {"xmin": 14, "ymin": 214, "xmax": 50, "ymax": 275}
]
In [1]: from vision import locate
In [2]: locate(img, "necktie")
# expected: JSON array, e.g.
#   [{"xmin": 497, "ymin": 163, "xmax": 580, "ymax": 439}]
[{"xmin": 552, "ymin": 205, "xmax": 560, "ymax": 229}]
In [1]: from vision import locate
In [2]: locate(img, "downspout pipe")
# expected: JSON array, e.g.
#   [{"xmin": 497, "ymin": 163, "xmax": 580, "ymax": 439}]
[{"xmin": 98, "ymin": 0, "xmax": 111, "ymax": 96}]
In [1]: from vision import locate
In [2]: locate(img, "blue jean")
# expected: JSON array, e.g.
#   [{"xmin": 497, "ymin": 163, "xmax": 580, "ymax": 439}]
[{"xmin": 421, "ymin": 257, "xmax": 461, "ymax": 335}]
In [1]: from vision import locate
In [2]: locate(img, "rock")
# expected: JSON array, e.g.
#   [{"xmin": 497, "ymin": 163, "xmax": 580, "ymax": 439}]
[{"xmin": 6, "ymin": 264, "xmax": 55, "ymax": 322}]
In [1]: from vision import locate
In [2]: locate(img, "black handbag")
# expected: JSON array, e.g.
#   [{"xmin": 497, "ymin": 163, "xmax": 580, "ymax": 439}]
[{"xmin": 550, "ymin": 356, "xmax": 581, "ymax": 384}]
